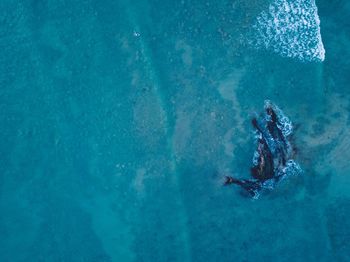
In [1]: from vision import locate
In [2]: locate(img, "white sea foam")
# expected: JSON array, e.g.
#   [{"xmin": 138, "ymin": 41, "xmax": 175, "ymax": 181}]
[
  {"xmin": 278, "ymin": 160, "xmax": 303, "ymax": 180},
  {"xmin": 252, "ymin": 0, "xmax": 325, "ymax": 62}
]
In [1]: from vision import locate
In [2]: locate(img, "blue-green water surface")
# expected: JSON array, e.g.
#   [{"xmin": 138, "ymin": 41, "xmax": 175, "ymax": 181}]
[{"xmin": 1, "ymin": 0, "xmax": 350, "ymax": 261}]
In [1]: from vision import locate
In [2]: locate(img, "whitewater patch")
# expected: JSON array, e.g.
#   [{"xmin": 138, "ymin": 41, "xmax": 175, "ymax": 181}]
[{"xmin": 252, "ymin": 0, "xmax": 325, "ymax": 62}]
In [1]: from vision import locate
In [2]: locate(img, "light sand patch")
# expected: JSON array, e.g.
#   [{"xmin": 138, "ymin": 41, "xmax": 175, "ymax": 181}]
[
  {"xmin": 301, "ymin": 94, "xmax": 350, "ymax": 197},
  {"xmin": 132, "ymin": 167, "xmax": 147, "ymax": 194},
  {"xmin": 218, "ymin": 69, "xmax": 245, "ymax": 103},
  {"xmin": 170, "ymin": 68, "xmax": 250, "ymax": 168},
  {"xmin": 84, "ymin": 196, "xmax": 134, "ymax": 262},
  {"xmin": 173, "ymin": 110, "xmax": 194, "ymax": 160},
  {"xmin": 329, "ymin": 134, "xmax": 350, "ymax": 173},
  {"xmin": 325, "ymin": 96, "xmax": 350, "ymax": 176},
  {"xmin": 132, "ymin": 91, "xmax": 167, "ymax": 148},
  {"xmin": 303, "ymin": 95, "xmax": 349, "ymax": 147},
  {"xmin": 223, "ymin": 128, "xmax": 235, "ymax": 157},
  {"xmin": 218, "ymin": 69, "xmax": 247, "ymax": 135},
  {"xmin": 175, "ymin": 40, "xmax": 193, "ymax": 67}
]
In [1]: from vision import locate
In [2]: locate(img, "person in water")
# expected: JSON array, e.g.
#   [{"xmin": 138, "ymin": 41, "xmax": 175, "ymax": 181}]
[{"xmin": 224, "ymin": 101, "xmax": 299, "ymax": 198}]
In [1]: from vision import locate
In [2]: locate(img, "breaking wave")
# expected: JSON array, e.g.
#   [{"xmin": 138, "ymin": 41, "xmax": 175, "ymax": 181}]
[{"xmin": 252, "ymin": 0, "xmax": 325, "ymax": 62}]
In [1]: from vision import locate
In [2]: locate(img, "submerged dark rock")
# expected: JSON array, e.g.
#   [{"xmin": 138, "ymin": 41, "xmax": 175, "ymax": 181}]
[{"xmin": 225, "ymin": 101, "xmax": 302, "ymax": 198}]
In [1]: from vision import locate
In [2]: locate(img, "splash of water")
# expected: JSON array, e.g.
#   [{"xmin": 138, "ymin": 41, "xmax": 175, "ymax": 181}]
[{"xmin": 252, "ymin": 0, "xmax": 325, "ymax": 62}]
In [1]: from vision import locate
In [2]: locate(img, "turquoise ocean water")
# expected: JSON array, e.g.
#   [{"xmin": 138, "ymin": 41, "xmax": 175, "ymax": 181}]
[{"xmin": 1, "ymin": 0, "xmax": 350, "ymax": 261}]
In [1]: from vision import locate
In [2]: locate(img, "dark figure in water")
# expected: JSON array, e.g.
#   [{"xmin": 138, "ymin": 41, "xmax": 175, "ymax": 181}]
[
  {"xmin": 224, "ymin": 176, "xmax": 261, "ymax": 197},
  {"xmin": 250, "ymin": 134, "xmax": 274, "ymax": 181},
  {"xmin": 224, "ymin": 101, "xmax": 300, "ymax": 198}
]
